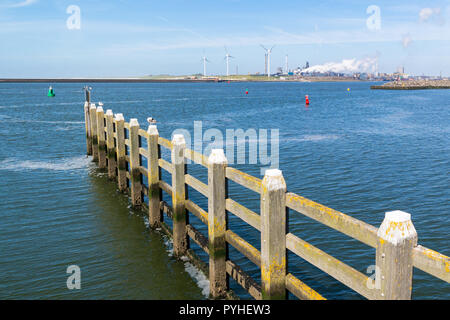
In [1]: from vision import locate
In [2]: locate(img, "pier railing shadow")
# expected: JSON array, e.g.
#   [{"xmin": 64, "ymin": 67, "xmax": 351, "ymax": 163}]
[{"xmin": 83, "ymin": 101, "xmax": 449, "ymax": 300}]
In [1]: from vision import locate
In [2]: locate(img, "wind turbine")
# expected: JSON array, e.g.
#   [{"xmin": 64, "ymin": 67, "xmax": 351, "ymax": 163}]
[
  {"xmin": 224, "ymin": 47, "xmax": 235, "ymax": 77},
  {"xmin": 201, "ymin": 55, "xmax": 210, "ymax": 77},
  {"xmin": 261, "ymin": 45, "xmax": 275, "ymax": 78}
]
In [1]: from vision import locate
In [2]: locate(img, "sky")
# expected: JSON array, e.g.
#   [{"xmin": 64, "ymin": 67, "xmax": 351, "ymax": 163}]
[{"xmin": 0, "ymin": 0, "xmax": 449, "ymax": 77}]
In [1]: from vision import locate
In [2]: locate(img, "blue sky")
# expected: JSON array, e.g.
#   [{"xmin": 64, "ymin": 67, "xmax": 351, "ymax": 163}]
[{"xmin": 0, "ymin": 0, "xmax": 449, "ymax": 77}]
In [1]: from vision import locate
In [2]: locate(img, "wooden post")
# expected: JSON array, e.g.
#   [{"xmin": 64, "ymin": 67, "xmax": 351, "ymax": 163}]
[
  {"xmin": 375, "ymin": 210, "xmax": 417, "ymax": 300},
  {"xmin": 171, "ymin": 134, "xmax": 187, "ymax": 256},
  {"xmin": 114, "ymin": 113, "xmax": 127, "ymax": 192},
  {"xmin": 89, "ymin": 103, "xmax": 98, "ymax": 162},
  {"xmin": 105, "ymin": 109, "xmax": 116, "ymax": 179},
  {"xmin": 147, "ymin": 124, "xmax": 161, "ymax": 227},
  {"xmin": 96, "ymin": 105, "xmax": 106, "ymax": 169},
  {"xmin": 129, "ymin": 118, "xmax": 142, "ymax": 207},
  {"xmin": 260, "ymin": 169, "xmax": 287, "ymax": 300},
  {"xmin": 84, "ymin": 102, "xmax": 92, "ymax": 155},
  {"xmin": 208, "ymin": 149, "xmax": 228, "ymax": 298}
]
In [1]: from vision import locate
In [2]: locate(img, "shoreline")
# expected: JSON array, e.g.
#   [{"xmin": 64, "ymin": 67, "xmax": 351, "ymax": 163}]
[{"xmin": 0, "ymin": 77, "xmax": 378, "ymax": 84}]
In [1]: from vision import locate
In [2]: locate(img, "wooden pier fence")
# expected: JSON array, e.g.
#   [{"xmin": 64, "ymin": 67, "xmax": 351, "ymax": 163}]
[{"xmin": 83, "ymin": 101, "xmax": 449, "ymax": 300}]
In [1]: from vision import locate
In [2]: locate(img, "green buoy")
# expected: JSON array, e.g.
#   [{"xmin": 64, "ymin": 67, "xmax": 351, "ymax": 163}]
[{"xmin": 47, "ymin": 86, "xmax": 55, "ymax": 97}]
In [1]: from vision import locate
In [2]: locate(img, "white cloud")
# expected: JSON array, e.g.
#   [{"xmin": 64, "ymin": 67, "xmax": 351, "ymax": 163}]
[{"xmin": 1, "ymin": 0, "xmax": 38, "ymax": 8}]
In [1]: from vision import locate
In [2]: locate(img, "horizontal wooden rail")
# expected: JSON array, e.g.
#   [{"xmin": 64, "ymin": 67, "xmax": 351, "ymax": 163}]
[
  {"xmin": 185, "ymin": 200, "xmax": 208, "ymax": 225},
  {"xmin": 226, "ymin": 167, "xmax": 262, "ymax": 194},
  {"xmin": 138, "ymin": 128, "xmax": 148, "ymax": 139},
  {"xmin": 185, "ymin": 174, "xmax": 208, "ymax": 197},
  {"xmin": 159, "ymin": 180, "xmax": 172, "ymax": 196},
  {"xmin": 286, "ymin": 192, "xmax": 378, "ymax": 248},
  {"xmin": 187, "ymin": 224, "xmax": 209, "ymax": 254},
  {"xmin": 412, "ymin": 245, "xmax": 450, "ymax": 283},
  {"xmin": 226, "ymin": 259, "xmax": 262, "ymax": 300},
  {"xmin": 158, "ymin": 137, "xmax": 172, "ymax": 150},
  {"xmin": 124, "ymin": 122, "xmax": 130, "ymax": 130},
  {"xmin": 225, "ymin": 230, "xmax": 261, "ymax": 267},
  {"xmin": 286, "ymin": 273, "xmax": 326, "ymax": 300},
  {"xmin": 124, "ymin": 138, "xmax": 130, "ymax": 147},
  {"xmin": 226, "ymin": 198, "xmax": 261, "ymax": 231},
  {"xmin": 139, "ymin": 147, "xmax": 148, "ymax": 158},
  {"xmin": 184, "ymin": 148, "xmax": 208, "ymax": 167},
  {"xmin": 286, "ymin": 232, "xmax": 375, "ymax": 299},
  {"xmin": 138, "ymin": 166, "xmax": 148, "ymax": 178},
  {"xmin": 158, "ymin": 159, "xmax": 173, "ymax": 174}
]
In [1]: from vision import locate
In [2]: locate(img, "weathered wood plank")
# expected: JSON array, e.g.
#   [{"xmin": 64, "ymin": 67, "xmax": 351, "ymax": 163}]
[
  {"xmin": 129, "ymin": 119, "xmax": 142, "ymax": 207},
  {"xmin": 225, "ymin": 198, "xmax": 260, "ymax": 231},
  {"xmin": 184, "ymin": 148, "xmax": 208, "ymax": 167},
  {"xmin": 376, "ymin": 211, "xmax": 417, "ymax": 300},
  {"xmin": 158, "ymin": 158, "xmax": 173, "ymax": 174},
  {"xmin": 260, "ymin": 169, "xmax": 286, "ymax": 300},
  {"xmin": 185, "ymin": 200, "xmax": 208, "ymax": 225},
  {"xmin": 171, "ymin": 134, "xmax": 187, "ymax": 256},
  {"xmin": 226, "ymin": 260, "xmax": 262, "ymax": 300},
  {"xmin": 114, "ymin": 113, "xmax": 127, "ymax": 191},
  {"xmin": 187, "ymin": 224, "xmax": 209, "ymax": 255},
  {"xmin": 147, "ymin": 125, "xmax": 161, "ymax": 228},
  {"xmin": 185, "ymin": 174, "xmax": 209, "ymax": 197},
  {"xmin": 208, "ymin": 149, "xmax": 228, "ymax": 298},
  {"xmin": 158, "ymin": 137, "xmax": 172, "ymax": 150},
  {"xmin": 285, "ymin": 273, "xmax": 326, "ymax": 300},
  {"xmin": 286, "ymin": 232, "xmax": 375, "ymax": 299},
  {"xmin": 225, "ymin": 230, "xmax": 261, "ymax": 267},
  {"xmin": 226, "ymin": 167, "xmax": 262, "ymax": 194},
  {"xmin": 286, "ymin": 192, "xmax": 378, "ymax": 248},
  {"xmin": 105, "ymin": 109, "xmax": 117, "ymax": 179},
  {"xmin": 412, "ymin": 245, "xmax": 450, "ymax": 283}
]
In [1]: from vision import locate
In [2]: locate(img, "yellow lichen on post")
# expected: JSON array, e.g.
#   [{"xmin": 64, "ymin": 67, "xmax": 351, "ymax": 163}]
[
  {"xmin": 375, "ymin": 210, "xmax": 417, "ymax": 300},
  {"xmin": 96, "ymin": 105, "xmax": 106, "ymax": 169},
  {"xmin": 171, "ymin": 134, "xmax": 187, "ymax": 256},
  {"xmin": 105, "ymin": 109, "xmax": 116, "ymax": 179},
  {"xmin": 114, "ymin": 113, "xmax": 127, "ymax": 192},
  {"xmin": 129, "ymin": 118, "xmax": 142, "ymax": 207},
  {"xmin": 147, "ymin": 124, "xmax": 161, "ymax": 227},
  {"xmin": 208, "ymin": 149, "xmax": 228, "ymax": 298},
  {"xmin": 89, "ymin": 103, "xmax": 98, "ymax": 162},
  {"xmin": 260, "ymin": 169, "xmax": 287, "ymax": 300}
]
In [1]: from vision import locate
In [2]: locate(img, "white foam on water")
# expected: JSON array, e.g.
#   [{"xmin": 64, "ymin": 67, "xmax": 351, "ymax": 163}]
[
  {"xmin": 160, "ymin": 236, "xmax": 209, "ymax": 297},
  {"xmin": 0, "ymin": 156, "xmax": 91, "ymax": 171},
  {"xmin": 184, "ymin": 262, "xmax": 210, "ymax": 298},
  {"xmin": 283, "ymin": 134, "xmax": 340, "ymax": 142}
]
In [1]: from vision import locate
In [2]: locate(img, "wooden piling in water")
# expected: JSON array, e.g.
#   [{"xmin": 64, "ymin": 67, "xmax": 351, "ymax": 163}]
[
  {"xmin": 129, "ymin": 119, "xmax": 142, "ymax": 207},
  {"xmin": 89, "ymin": 103, "xmax": 98, "ymax": 162},
  {"xmin": 105, "ymin": 110, "xmax": 116, "ymax": 179},
  {"xmin": 261, "ymin": 169, "xmax": 287, "ymax": 300},
  {"xmin": 84, "ymin": 101, "xmax": 92, "ymax": 155},
  {"xmin": 96, "ymin": 105, "xmax": 106, "ymax": 169},
  {"xmin": 147, "ymin": 125, "xmax": 161, "ymax": 227},
  {"xmin": 376, "ymin": 210, "xmax": 417, "ymax": 300},
  {"xmin": 171, "ymin": 134, "xmax": 187, "ymax": 256},
  {"xmin": 208, "ymin": 149, "xmax": 228, "ymax": 298},
  {"xmin": 114, "ymin": 113, "xmax": 127, "ymax": 192}
]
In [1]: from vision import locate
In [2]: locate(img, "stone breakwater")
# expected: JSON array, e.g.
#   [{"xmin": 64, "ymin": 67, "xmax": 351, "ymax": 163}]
[{"xmin": 371, "ymin": 79, "xmax": 450, "ymax": 90}]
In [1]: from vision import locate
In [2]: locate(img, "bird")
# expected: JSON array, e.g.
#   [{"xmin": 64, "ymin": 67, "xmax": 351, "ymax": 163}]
[{"xmin": 147, "ymin": 117, "xmax": 157, "ymax": 124}]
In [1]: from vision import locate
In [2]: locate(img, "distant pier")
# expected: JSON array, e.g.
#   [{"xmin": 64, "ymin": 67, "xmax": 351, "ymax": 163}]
[{"xmin": 371, "ymin": 79, "xmax": 450, "ymax": 90}]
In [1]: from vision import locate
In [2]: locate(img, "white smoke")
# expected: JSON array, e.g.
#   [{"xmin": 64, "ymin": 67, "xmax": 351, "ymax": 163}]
[{"xmin": 302, "ymin": 57, "xmax": 377, "ymax": 74}]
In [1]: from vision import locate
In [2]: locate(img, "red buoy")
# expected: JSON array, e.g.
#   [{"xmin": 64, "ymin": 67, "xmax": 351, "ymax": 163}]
[
  {"xmin": 245, "ymin": 89, "xmax": 249, "ymax": 95},
  {"xmin": 305, "ymin": 95, "xmax": 310, "ymax": 105}
]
